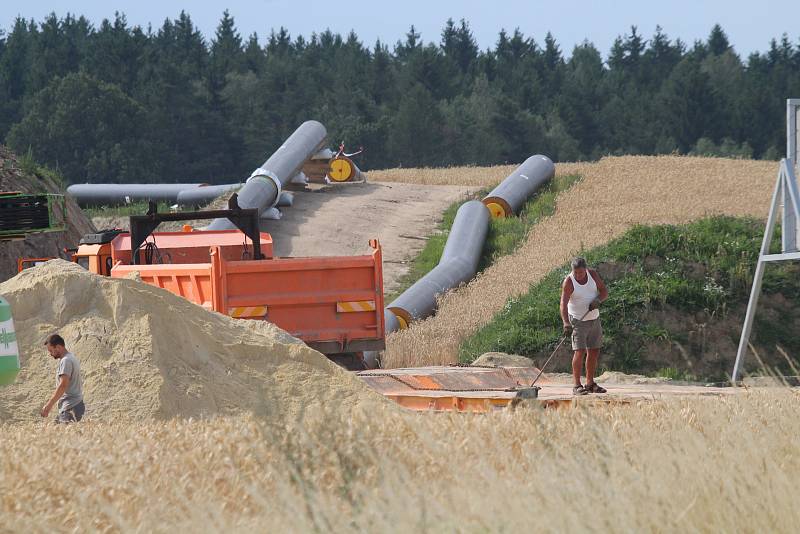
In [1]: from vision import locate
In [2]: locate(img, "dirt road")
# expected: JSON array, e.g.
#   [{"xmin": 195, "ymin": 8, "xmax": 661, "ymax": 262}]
[
  {"xmin": 92, "ymin": 181, "xmax": 480, "ymax": 292},
  {"xmin": 261, "ymin": 182, "xmax": 479, "ymax": 292}
]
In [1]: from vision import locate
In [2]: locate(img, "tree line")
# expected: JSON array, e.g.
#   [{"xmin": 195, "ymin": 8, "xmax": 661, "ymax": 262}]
[{"xmin": 0, "ymin": 11, "xmax": 799, "ymax": 185}]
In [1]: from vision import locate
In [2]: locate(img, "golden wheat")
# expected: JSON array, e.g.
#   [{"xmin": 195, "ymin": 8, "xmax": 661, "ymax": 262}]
[
  {"xmin": 1, "ymin": 390, "xmax": 798, "ymax": 532},
  {"xmin": 382, "ymin": 156, "xmax": 777, "ymax": 368},
  {"xmin": 368, "ymin": 162, "xmax": 588, "ymax": 187}
]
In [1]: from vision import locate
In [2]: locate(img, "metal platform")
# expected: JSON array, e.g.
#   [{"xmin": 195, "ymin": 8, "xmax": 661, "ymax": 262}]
[
  {"xmin": 358, "ymin": 366, "xmax": 741, "ymax": 412},
  {"xmin": 358, "ymin": 366, "xmax": 540, "ymax": 411},
  {"xmin": 0, "ymin": 192, "xmax": 65, "ymax": 239}
]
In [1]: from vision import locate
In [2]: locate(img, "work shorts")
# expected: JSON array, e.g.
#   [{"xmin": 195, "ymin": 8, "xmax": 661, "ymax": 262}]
[
  {"xmin": 570, "ymin": 317, "xmax": 602, "ymax": 351},
  {"xmin": 56, "ymin": 401, "xmax": 85, "ymax": 423}
]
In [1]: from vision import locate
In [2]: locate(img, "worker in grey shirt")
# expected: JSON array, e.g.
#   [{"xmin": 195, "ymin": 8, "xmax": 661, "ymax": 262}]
[{"xmin": 40, "ymin": 334, "xmax": 85, "ymax": 423}]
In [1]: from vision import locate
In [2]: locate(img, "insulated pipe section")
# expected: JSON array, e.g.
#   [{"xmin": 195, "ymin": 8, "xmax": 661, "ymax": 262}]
[
  {"xmin": 328, "ymin": 155, "xmax": 366, "ymax": 183},
  {"xmin": 176, "ymin": 184, "xmax": 294, "ymax": 208},
  {"xmin": 175, "ymin": 184, "xmax": 242, "ymax": 207},
  {"xmin": 67, "ymin": 183, "xmax": 204, "ymax": 206},
  {"xmin": 386, "ymin": 200, "xmax": 490, "ymax": 329},
  {"xmin": 207, "ymin": 121, "xmax": 327, "ymax": 230},
  {"xmin": 482, "ymin": 155, "xmax": 555, "ymax": 218}
]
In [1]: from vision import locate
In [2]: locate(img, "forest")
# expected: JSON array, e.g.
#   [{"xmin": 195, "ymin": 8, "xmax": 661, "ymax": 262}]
[{"xmin": 1, "ymin": 11, "xmax": 799, "ymax": 184}]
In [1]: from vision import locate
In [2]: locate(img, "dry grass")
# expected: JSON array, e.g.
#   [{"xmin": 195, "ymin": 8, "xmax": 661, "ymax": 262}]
[
  {"xmin": 2, "ymin": 390, "xmax": 798, "ymax": 531},
  {"xmin": 370, "ymin": 164, "xmax": 518, "ymax": 187},
  {"xmin": 382, "ymin": 155, "xmax": 777, "ymax": 368},
  {"xmin": 369, "ymin": 161, "xmax": 589, "ymax": 187}
]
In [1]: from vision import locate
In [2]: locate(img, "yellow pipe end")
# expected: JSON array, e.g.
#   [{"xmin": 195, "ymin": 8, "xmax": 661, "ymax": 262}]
[
  {"xmin": 329, "ymin": 157, "xmax": 353, "ymax": 182},
  {"xmin": 388, "ymin": 307, "xmax": 411, "ymax": 330},
  {"xmin": 396, "ymin": 315, "xmax": 409, "ymax": 330},
  {"xmin": 485, "ymin": 202, "xmax": 507, "ymax": 218}
]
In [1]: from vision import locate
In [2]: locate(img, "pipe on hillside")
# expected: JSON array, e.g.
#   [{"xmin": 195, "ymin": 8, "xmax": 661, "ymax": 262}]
[
  {"xmin": 482, "ymin": 155, "xmax": 555, "ymax": 218},
  {"xmin": 206, "ymin": 121, "xmax": 327, "ymax": 230},
  {"xmin": 386, "ymin": 200, "xmax": 490, "ymax": 329},
  {"xmin": 66, "ymin": 183, "xmax": 204, "ymax": 207}
]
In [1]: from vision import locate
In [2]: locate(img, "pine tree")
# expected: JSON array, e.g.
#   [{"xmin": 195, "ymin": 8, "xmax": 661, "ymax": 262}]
[
  {"xmin": 243, "ymin": 33, "xmax": 265, "ymax": 73},
  {"xmin": 85, "ymin": 13, "xmax": 144, "ymax": 90},
  {"xmin": 210, "ymin": 10, "xmax": 244, "ymax": 81},
  {"xmin": 0, "ymin": 17, "xmax": 34, "ymax": 136},
  {"xmin": 390, "ymin": 83, "xmax": 443, "ymax": 166},
  {"xmin": 707, "ymin": 24, "xmax": 730, "ymax": 56}
]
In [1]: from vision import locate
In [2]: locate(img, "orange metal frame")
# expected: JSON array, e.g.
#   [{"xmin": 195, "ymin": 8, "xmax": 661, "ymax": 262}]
[
  {"xmin": 17, "ymin": 257, "xmax": 55, "ymax": 272},
  {"xmin": 110, "ymin": 230, "xmax": 274, "ymax": 264},
  {"xmin": 108, "ymin": 233, "xmax": 385, "ymax": 354}
]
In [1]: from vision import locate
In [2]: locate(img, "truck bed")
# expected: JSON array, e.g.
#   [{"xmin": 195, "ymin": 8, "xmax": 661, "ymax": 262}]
[{"xmin": 110, "ymin": 237, "xmax": 385, "ymax": 355}]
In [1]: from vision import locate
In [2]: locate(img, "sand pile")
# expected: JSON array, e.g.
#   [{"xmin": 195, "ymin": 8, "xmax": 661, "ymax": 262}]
[
  {"xmin": 471, "ymin": 352, "xmax": 534, "ymax": 367},
  {"xmin": 0, "ymin": 260, "xmax": 385, "ymax": 423}
]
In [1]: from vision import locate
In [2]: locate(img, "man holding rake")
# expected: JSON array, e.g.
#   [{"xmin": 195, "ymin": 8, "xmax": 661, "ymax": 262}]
[{"xmin": 560, "ymin": 257, "xmax": 608, "ymax": 396}]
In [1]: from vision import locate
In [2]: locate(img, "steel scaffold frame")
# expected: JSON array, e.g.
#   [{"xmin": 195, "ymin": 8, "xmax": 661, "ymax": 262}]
[{"xmin": 731, "ymin": 99, "xmax": 800, "ymax": 382}]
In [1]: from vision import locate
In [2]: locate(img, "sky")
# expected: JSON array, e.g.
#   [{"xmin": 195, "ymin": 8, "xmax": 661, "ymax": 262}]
[{"xmin": 2, "ymin": 1, "xmax": 797, "ymax": 58}]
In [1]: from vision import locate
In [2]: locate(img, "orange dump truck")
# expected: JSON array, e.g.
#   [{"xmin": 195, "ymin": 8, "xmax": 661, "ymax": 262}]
[{"xmin": 61, "ymin": 205, "xmax": 385, "ymax": 368}]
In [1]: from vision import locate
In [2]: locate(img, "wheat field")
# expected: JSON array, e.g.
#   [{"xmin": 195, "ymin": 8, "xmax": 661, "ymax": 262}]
[
  {"xmin": 1, "ymin": 390, "xmax": 798, "ymax": 532},
  {"xmin": 381, "ymin": 155, "xmax": 778, "ymax": 368},
  {"xmin": 2, "ymin": 156, "xmax": 793, "ymax": 532},
  {"xmin": 370, "ymin": 164, "xmax": 519, "ymax": 186}
]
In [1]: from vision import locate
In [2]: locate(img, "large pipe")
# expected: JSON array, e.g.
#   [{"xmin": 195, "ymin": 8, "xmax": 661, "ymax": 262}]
[
  {"xmin": 175, "ymin": 184, "xmax": 242, "ymax": 207},
  {"xmin": 482, "ymin": 155, "xmax": 554, "ymax": 218},
  {"xmin": 386, "ymin": 200, "xmax": 490, "ymax": 329},
  {"xmin": 206, "ymin": 121, "xmax": 327, "ymax": 230},
  {"xmin": 66, "ymin": 183, "xmax": 204, "ymax": 206}
]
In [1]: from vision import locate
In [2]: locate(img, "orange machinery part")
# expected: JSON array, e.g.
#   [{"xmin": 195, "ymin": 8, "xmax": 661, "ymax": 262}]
[
  {"xmin": 17, "ymin": 257, "xmax": 55, "ymax": 273},
  {"xmin": 357, "ymin": 367, "xmax": 739, "ymax": 412},
  {"xmin": 357, "ymin": 366, "xmax": 542, "ymax": 413},
  {"xmin": 110, "ymin": 230, "xmax": 274, "ymax": 264},
  {"xmin": 110, "ymin": 235, "xmax": 385, "ymax": 355}
]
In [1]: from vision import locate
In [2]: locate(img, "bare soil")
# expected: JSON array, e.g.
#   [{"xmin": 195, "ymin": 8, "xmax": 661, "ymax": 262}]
[{"xmin": 0, "ymin": 146, "xmax": 95, "ymax": 282}]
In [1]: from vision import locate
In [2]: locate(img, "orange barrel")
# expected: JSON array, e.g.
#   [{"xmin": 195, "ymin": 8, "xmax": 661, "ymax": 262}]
[{"xmin": 0, "ymin": 296, "xmax": 20, "ymax": 386}]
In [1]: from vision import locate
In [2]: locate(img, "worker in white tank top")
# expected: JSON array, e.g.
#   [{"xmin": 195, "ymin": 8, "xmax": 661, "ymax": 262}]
[{"xmin": 560, "ymin": 257, "xmax": 609, "ymax": 396}]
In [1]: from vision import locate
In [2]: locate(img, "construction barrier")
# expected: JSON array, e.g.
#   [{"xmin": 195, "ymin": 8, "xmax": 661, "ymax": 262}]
[{"xmin": 0, "ymin": 296, "xmax": 20, "ymax": 386}]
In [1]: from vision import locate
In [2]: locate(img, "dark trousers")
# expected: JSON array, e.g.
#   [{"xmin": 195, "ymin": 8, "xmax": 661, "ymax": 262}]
[{"xmin": 56, "ymin": 401, "xmax": 85, "ymax": 423}]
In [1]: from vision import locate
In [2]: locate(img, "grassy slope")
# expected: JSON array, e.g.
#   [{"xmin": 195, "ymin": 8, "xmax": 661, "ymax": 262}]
[
  {"xmin": 459, "ymin": 216, "xmax": 800, "ymax": 380},
  {"xmin": 386, "ymin": 173, "xmax": 582, "ymax": 302}
]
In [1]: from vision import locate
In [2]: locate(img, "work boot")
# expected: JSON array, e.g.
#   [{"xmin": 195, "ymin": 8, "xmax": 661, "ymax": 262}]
[
  {"xmin": 585, "ymin": 382, "xmax": 607, "ymax": 394},
  {"xmin": 573, "ymin": 384, "xmax": 588, "ymax": 396}
]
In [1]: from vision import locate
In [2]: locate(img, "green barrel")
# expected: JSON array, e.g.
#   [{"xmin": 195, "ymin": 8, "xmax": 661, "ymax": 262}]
[{"xmin": 0, "ymin": 296, "xmax": 20, "ymax": 386}]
